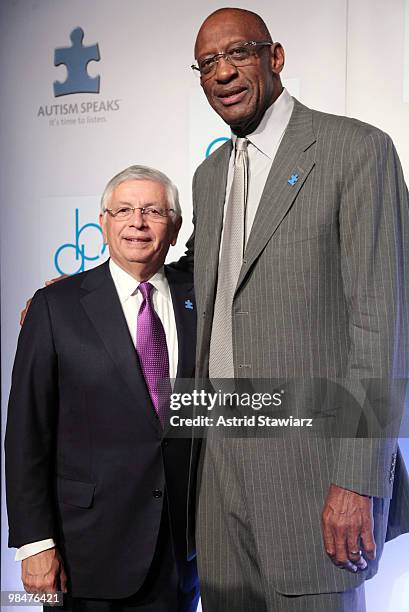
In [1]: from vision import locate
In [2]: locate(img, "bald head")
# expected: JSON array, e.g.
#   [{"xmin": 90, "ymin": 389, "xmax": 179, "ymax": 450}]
[
  {"xmin": 195, "ymin": 8, "xmax": 272, "ymax": 57},
  {"xmin": 194, "ymin": 7, "xmax": 284, "ymax": 136}
]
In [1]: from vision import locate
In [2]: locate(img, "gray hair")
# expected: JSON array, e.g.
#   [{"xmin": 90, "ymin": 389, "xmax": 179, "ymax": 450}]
[{"xmin": 100, "ymin": 165, "xmax": 182, "ymax": 219}]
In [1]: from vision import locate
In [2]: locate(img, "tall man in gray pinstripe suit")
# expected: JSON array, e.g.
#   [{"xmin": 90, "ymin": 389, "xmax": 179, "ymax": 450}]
[{"xmin": 183, "ymin": 7, "xmax": 409, "ymax": 611}]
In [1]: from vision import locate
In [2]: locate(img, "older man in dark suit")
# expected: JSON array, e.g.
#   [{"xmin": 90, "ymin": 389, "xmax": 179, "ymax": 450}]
[{"xmin": 5, "ymin": 165, "xmax": 199, "ymax": 612}]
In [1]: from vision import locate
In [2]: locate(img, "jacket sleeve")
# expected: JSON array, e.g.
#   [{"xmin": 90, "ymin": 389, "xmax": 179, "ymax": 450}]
[
  {"xmin": 331, "ymin": 129, "xmax": 409, "ymax": 498},
  {"xmin": 5, "ymin": 289, "xmax": 59, "ymax": 547}
]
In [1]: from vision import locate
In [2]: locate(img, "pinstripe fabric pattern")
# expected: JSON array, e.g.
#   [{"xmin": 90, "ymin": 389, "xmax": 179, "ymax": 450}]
[
  {"xmin": 191, "ymin": 99, "xmax": 409, "ymax": 605},
  {"xmin": 197, "ymin": 438, "xmax": 367, "ymax": 611}
]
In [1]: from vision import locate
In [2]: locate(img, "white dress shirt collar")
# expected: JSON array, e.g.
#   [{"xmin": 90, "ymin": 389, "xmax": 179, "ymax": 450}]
[
  {"xmin": 109, "ymin": 259, "xmax": 169, "ymax": 303},
  {"xmin": 231, "ymin": 88, "xmax": 294, "ymax": 159}
]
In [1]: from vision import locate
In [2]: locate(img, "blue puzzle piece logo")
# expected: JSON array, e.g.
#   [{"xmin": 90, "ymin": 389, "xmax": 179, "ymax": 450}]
[
  {"xmin": 184, "ymin": 299, "xmax": 194, "ymax": 310},
  {"xmin": 54, "ymin": 27, "xmax": 101, "ymax": 97},
  {"xmin": 287, "ymin": 174, "xmax": 299, "ymax": 186}
]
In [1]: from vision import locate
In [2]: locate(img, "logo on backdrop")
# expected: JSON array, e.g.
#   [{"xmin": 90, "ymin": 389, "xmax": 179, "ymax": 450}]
[
  {"xmin": 54, "ymin": 208, "xmax": 107, "ymax": 275},
  {"xmin": 54, "ymin": 27, "xmax": 101, "ymax": 97},
  {"xmin": 36, "ymin": 27, "xmax": 122, "ymax": 126},
  {"xmin": 206, "ymin": 137, "xmax": 230, "ymax": 158}
]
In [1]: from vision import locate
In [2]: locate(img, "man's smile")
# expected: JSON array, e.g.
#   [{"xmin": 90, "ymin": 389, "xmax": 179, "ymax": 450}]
[
  {"xmin": 123, "ymin": 235, "xmax": 151, "ymax": 244},
  {"xmin": 216, "ymin": 86, "xmax": 248, "ymax": 105},
  {"xmin": 123, "ymin": 236, "xmax": 152, "ymax": 249}
]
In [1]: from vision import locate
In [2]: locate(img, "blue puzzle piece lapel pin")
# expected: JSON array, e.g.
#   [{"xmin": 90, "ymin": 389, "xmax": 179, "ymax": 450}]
[
  {"xmin": 288, "ymin": 174, "xmax": 299, "ymax": 186},
  {"xmin": 184, "ymin": 299, "xmax": 194, "ymax": 310}
]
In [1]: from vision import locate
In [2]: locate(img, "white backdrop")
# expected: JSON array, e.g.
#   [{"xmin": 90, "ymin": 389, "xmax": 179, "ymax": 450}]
[{"xmin": 1, "ymin": 1, "xmax": 409, "ymax": 610}]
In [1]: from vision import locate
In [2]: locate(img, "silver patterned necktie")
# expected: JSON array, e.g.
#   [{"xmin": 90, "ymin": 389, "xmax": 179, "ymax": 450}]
[{"xmin": 209, "ymin": 137, "xmax": 249, "ymax": 379}]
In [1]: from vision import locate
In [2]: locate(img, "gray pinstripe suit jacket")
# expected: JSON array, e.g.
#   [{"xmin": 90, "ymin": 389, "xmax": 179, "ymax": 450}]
[{"xmin": 187, "ymin": 98, "xmax": 409, "ymax": 594}]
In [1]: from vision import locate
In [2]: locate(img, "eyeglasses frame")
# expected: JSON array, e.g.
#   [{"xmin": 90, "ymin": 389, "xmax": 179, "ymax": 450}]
[
  {"xmin": 191, "ymin": 40, "xmax": 273, "ymax": 78},
  {"xmin": 103, "ymin": 205, "xmax": 176, "ymax": 221}
]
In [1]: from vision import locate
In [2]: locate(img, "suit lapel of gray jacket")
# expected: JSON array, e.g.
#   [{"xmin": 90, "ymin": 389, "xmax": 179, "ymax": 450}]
[
  {"xmin": 198, "ymin": 140, "xmax": 232, "ymax": 314},
  {"xmin": 236, "ymin": 99, "xmax": 316, "ymax": 294}
]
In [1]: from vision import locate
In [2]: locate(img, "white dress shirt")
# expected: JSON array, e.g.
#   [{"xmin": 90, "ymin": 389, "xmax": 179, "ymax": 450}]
[
  {"xmin": 16, "ymin": 259, "xmax": 178, "ymax": 561},
  {"xmin": 109, "ymin": 259, "xmax": 178, "ymax": 380},
  {"xmin": 224, "ymin": 88, "xmax": 294, "ymax": 243}
]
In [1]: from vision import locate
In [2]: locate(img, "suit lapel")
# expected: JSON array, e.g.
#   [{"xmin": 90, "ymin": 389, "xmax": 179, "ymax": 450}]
[
  {"xmin": 161, "ymin": 267, "xmax": 196, "ymax": 437},
  {"xmin": 166, "ymin": 267, "xmax": 196, "ymax": 380},
  {"xmin": 197, "ymin": 140, "xmax": 232, "ymax": 314},
  {"xmin": 80, "ymin": 261, "xmax": 160, "ymax": 433},
  {"xmin": 236, "ymin": 99, "xmax": 316, "ymax": 294}
]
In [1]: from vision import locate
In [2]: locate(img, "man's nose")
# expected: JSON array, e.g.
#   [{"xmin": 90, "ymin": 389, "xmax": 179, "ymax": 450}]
[
  {"xmin": 129, "ymin": 209, "xmax": 146, "ymax": 228},
  {"xmin": 214, "ymin": 56, "xmax": 238, "ymax": 82}
]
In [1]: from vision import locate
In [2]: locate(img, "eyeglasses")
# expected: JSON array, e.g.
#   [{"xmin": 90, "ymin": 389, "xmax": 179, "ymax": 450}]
[
  {"xmin": 104, "ymin": 205, "xmax": 176, "ymax": 223},
  {"xmin": 191, "ymin": 41, "xmax": 272, "ymax": 79}
]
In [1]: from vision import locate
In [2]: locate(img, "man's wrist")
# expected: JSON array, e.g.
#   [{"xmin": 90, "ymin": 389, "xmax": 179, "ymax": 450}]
[
  {"xmin": 330, "ymin": 482, "xmax": 372, "ymax": 498},
  {"xmin": 16, "ymin": 539, "xmax": 56, "ymax": 561}
]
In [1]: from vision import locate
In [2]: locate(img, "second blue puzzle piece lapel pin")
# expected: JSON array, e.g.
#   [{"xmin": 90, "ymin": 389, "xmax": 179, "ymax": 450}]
[
  {"xmin": 288, "ymin": 174, "xmax": 299, "ymax": 186},
  {"xmin": 184, "ymin": 299, "xmax": 194, "ymax": 310}
]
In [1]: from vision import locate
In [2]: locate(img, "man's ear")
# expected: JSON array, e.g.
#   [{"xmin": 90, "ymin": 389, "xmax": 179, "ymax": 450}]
[
  {"xmin": 99, "ymin": 213, "xmax": 108, "ymax": 244},
  {"xmin": 171, "ymin": 216, "xmax": 183, "ymax": 246},
  {"xmin": 270, "ymin": 42, "xmax": 285, "ymax": 75}
]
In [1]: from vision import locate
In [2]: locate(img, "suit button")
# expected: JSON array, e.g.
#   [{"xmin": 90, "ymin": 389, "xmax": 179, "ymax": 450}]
[
  {"xmin": 162, "ymin": 440, "xmax": 169, "ymax": 447},
  {"xmin": 152, "ymin": 489, "xmax": 163, "ymax": 498}
]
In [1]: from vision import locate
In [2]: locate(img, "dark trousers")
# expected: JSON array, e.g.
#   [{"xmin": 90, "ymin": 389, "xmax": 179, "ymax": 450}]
[{"xmin": 54, "ymin": 502, "xmax": 199, "ymax": 612}]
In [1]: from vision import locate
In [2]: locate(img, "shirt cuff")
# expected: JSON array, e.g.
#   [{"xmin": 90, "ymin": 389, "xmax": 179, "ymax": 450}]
[{"xmin": 15, "ymin": 539, "xmax": 56, "ymax": 561}]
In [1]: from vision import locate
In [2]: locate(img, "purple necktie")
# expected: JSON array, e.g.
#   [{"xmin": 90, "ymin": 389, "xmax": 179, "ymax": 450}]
[{"xmin": 136, "ymin": 282, "xmax": 170, "ymax": 427}]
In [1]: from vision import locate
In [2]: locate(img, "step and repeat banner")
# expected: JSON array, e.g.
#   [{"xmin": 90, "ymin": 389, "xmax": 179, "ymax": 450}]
[{"xmin": 1, "ymin": 1, "xmax": 408, "ymax": 610}]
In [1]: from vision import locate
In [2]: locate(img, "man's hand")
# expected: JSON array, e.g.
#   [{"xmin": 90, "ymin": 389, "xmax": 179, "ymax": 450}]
[
  {"xmin": 20, "ymin": 299, "xmax": 33, "ymax": 326},
  {"xmin": 20, "ymin": 276, "xmax": 68, "ymax": 326},
  {"xmin": 321, "ymin": 483, "xmax": 376, "ymax": 573},
  {"xmin": 22, "ymin": 548, "xmax": 67, "ymax": 594}
]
